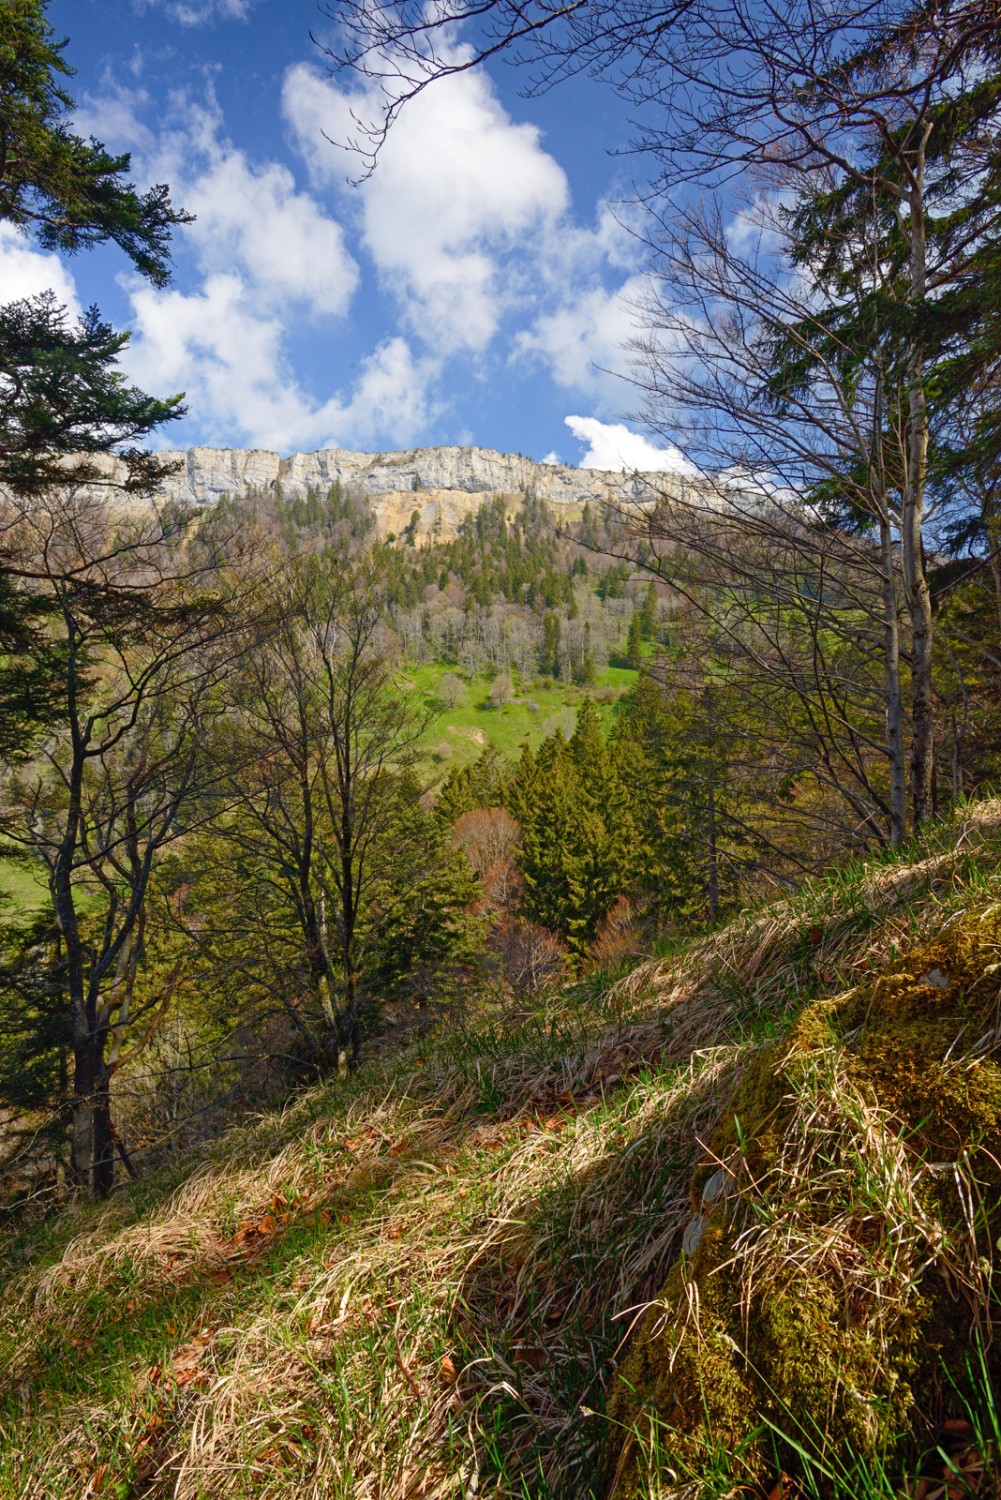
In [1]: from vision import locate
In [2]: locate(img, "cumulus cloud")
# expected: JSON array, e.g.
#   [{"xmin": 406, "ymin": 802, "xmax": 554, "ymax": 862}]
[
  {"xmin": 565, "ymin": 416, "xmax": 698, "ymax": 474},
  {"xmin": 122, "ymin": 273, "xmax": 440, "ymax": 451},
  {"xmin": 0, "ymin": 225, "xmax": 83, "ymax": 317},
  {"xmin": 169, "ymin": 110, "xmax": 358, "ymax": 317},
  {"xmin": 69, "ymin": 55, "xmax": 656, "ymax": 455},
  {"xmin": 72, "ymin": 83, "xmax": 388, "ymax": 448},
  {"xmin": 514, "ymin": 275, "xmax": 649, "ymax": 408},
  {"xmin": 283, "ymin": 59, "xmax": 570, "ymax": 354},
  {"xmin": 82, "ymin": 90, "xmax": 361, "ymax": 320}
]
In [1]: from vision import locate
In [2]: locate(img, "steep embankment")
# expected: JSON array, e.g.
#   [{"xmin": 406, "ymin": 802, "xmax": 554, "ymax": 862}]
[{"xmin": 1, "ymin": 806, "xmax": 999, "ymax": 1499}]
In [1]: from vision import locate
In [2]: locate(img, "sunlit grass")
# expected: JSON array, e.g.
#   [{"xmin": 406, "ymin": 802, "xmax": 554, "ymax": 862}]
[
  {"xmin": 0, "ymin": 856, "xmax": 48, "ymax": 915},
  {"xmin": 1, "ymin": 799, "xmax": 999, "ymax": 1497},
  {"xmin": 405, "ymin": 662, "xmax": 637, "ymax": 769}
]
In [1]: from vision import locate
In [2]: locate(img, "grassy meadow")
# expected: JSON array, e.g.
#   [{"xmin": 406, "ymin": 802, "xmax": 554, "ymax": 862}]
[
  {"xmin": 406, "ymin": 662, "xmax": 638, "ymax": 770},
  {"xmin": 0, "ymin": 858, "xmax": 48, "ymax": 917}
]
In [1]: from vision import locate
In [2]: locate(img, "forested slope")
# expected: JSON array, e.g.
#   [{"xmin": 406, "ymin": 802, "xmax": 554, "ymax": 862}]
[{"xmin": 2, "ymin": 801, "xmax": 998, "ymax": 1499}]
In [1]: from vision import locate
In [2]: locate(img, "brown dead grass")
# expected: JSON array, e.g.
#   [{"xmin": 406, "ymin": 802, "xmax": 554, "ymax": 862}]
[{"xmin": 3, "ymin": 801, "xmax": 1001, "ymax": 1499}]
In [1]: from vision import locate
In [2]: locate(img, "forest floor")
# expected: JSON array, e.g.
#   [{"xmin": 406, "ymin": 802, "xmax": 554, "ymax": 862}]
[{"xmin": 1, "ymin": 802, "xmax": 999, "ymax": 1499}]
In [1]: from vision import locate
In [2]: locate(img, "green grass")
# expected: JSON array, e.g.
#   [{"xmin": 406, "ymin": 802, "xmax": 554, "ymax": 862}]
[
  {"xmin": 1, "ymin": 800, "xmax": 1000, "ymax": 1498},
  {"xmin": 0, "ymin": 856, "xmax": 48, "ymax": 916},
  {"xmin": 404, "ymin": 662, "xmax": 637, "ymax": 770}
]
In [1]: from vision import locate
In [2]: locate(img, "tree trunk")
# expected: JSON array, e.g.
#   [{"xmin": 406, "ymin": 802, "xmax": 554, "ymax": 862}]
[
  {"xmin": 93, "ymin": 1051, "xmax": 116, "ymax": 1199},
  {"xmin": 901, "ymin": 148, "xmax": 936, "ymax": 831},
  {"xmin": 872, "ymin": 369, "xmax": 907, "ymax": 847},
  {"xmin": 879, "ymin": 515, "xmax": 907, "ymax": 847},
  {"xmin": 70, "ymin": 1008, "xmax": 96, "ymax": 1192}
]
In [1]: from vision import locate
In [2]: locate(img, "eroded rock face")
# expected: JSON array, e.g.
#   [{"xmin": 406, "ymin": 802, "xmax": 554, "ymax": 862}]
[{"xmin": 109, "ymin": 444, "xmax": 689, "ymax": 540}]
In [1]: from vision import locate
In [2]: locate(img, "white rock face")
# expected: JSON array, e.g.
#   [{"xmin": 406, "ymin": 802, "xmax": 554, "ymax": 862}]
[
  {"xmin": 151, "ymin": 444, "xmax": 682, "ymax": 508},
  {"xmin": 75, "ymin": 443, "xmax": 693, "ymax": 541},
  {"xmin": 179, "ymin": 447, "xmax": 283, "ymax": 504}
]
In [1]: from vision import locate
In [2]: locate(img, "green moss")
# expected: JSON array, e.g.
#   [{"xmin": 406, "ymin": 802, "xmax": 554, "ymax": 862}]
[
  {"xmin": 605, "ymin": 911, "xmax": 1001, "ymax": 1497},
  {"xmin": 608, "ymin": 1231, "xmax": 755, "ymax": 1484}
]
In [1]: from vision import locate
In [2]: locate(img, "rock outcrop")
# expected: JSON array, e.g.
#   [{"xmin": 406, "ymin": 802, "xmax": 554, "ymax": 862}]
[{"xmin": 84, "ymin": 443, "xmax": 692, "ymax": 542}]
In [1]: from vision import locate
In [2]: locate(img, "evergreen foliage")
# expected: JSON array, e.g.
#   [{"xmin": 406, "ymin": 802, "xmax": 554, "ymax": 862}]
[
  {"xmin": 0, "ymin": 0, "xmax": 189, "ymax": 283},
  {"xmin": 510, "ymin": 701, "xmax": 639, "ymax": 952}
]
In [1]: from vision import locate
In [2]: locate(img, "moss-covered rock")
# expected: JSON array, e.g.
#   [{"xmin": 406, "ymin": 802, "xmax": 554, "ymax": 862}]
[{"xmin": 606, "ymin": 910, "xmax": 1001, "ymax": 1497}]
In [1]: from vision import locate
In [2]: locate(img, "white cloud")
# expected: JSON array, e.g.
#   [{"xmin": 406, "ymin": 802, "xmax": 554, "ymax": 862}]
[
  {"xmin": 515, "ymin": 275, "xmax": 649, "ymax": 408},
  {"xmin": 171, "ymin": 111, "xmax": 358, "ymax": 317},
  {"xmin": 74, "ymin": 87, "xmax": 155, "ymax": 157},
  {"xmin": 283, "ymin": 59, "xmax": 570, "ymax": 354},
  {"xmin": 69, "ymin": 59, "xmax": 661, "ymax": 457},
  {"xmin": 0, "ymin": 225, "xmax": 83, "ymax": 317},
  {"xmin": 725, "ymin": 188, "xmax": 795, "ymax": 259},
  {"xmin": 72, "ymin": 83, "xmax": 380, "ymax": 448},
  {"xmin": 122, "ymin": 273, "xmax": 440, "ymax": 451},
  {"xmin": 88, "ymin": 90, "xmax": 360, "ymax": 320},
  {"xmin": 134, "ymin": 0, "xmax": 257, "ymax": 23},
  {"xmin": 565, "ymin": 416, "xmax": 698, "ymax": 474}
]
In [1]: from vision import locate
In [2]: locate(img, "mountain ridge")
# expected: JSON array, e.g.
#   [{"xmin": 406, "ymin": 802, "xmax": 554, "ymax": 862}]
[{"xmin": 85, "ymin": 442, "xmax": 692, "ymax": 542}]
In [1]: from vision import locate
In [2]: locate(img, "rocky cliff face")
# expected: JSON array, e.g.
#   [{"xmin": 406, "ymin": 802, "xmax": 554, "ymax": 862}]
[{"xmin": 93, "ymin": 443, "xmax": 689, "ymax": 542}]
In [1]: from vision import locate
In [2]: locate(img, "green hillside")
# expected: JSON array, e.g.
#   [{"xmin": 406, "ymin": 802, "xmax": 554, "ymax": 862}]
[
  {"xmin": 2, "ymin": 802, "xmax": 998, "ymax": 1499},
  {"xmin": 0, "ymin": 860, "xmax": 47, "ymax": 916},
  {"xmin": 409, "ymin": 663, "xmax": 638, "ymax": 768}
]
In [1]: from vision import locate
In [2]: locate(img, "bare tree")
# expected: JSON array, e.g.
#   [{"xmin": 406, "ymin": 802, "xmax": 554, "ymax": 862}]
[
  {"xmin": 213, "ymin": 557, "xmax": 440, "ymax": 1069},
  {"xmin": 316, "ymin": 0, "xmax": 699, "ymax": 174},
  {"xmin": 617, "ymin": 184, "xmax": 913, "ymax": 844},
  {"xmin": 645, "ymin": 0, "xmax": 1000, "ymax": 827},
  {"xmin": 0, "ymin": 489, "xmax": 244, "ymax": 1197},
  {"xmin": 327, "ymin": 0, "xmax": 1000, "ymax": 831}
]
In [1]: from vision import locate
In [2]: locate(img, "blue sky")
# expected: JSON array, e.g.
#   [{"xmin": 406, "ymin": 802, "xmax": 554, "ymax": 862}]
[{"xmin": 4, "ymin": 0, "xmax": 694, "ymax": 471}]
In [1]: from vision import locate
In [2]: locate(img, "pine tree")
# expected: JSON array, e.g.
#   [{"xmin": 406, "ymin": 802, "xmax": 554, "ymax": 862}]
[
  {"xmin": 0, "ymin": 0, "xmax": 189, "ymax": 282},
  {"xmin": 0, "ymin": 0, "xmax": 189, "ymax": 762},
  {"xmin": 639, "ymin": 581, "xmax": 660, "ymax": 639},
  {"xmin": 615, "ymin": 670, "xmax": 753, "ymax": 923},
  {"xmin": 541, "ymin": 610, "xmax": 561, "ymax": 677}
]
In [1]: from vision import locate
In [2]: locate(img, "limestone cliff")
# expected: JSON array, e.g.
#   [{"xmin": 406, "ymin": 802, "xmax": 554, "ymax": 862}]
[{"xmin": 83, "ymin": 443, "xmax": 690, "ymax": 542}]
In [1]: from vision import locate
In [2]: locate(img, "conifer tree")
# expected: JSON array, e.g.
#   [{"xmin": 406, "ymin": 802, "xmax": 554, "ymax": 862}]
[
  {"xmin": 0, "ymin": 0, "xmax": 189, "ymax": 759},
  {"xmin": 512, "ymin": 704, "xmax": 638, "ymax": 953},
  {"xmin": 0, "ymin": 0, "xmax": 189, "ymax": 281},
  {"xmin": 625, "ymin": 612, "xmax": 645, "ymax": 669}
]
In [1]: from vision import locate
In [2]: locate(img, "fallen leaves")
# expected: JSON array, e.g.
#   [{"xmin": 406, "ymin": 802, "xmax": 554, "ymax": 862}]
[
  {"xmin": 766, "ymin": 1476, "xmax": 807, "ymax": 1500},
  {"xmin": 905, "ymin": 1422, "xmax": 994, "ymax": 1500},
  {"xmin": 171, "ymin": 1328, "xmax": 215, "ymax": 1389},
  {"xmin": 223, "ymin": 1191, "xmax": 310, "ymax": 1263},
  {"xmin": 85, "ymin": 1464, "xmax": 109, "ymax": 1496},
  {"xmin": 137, "ymin": 1326, "xmax": 217, "ymax": 1395}
]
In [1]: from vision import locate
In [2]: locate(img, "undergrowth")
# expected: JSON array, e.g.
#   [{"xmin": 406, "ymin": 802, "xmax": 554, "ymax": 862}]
[{"xmin": 1, "ymin": 800, "xmax": 1000, "ymax": 1499}]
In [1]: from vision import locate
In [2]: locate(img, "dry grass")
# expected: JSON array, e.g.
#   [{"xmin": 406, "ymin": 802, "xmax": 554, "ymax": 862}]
[{"xmin": 2, "ymin": 802, "xmax": 1001, "ymax": 1499}]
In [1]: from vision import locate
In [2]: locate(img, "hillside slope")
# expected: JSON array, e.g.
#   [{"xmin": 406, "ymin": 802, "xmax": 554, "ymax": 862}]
[{"xmin": 2, "ymin": 805, "xmax": 1000, "ymax": 1499}]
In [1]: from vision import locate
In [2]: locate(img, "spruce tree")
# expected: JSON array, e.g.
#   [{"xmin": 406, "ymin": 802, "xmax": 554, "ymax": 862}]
[{"xmin": 512, "ymin": 705, "xmax": 639, "ymax": 954}]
